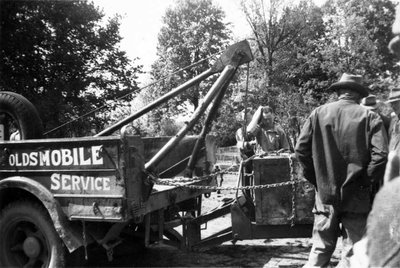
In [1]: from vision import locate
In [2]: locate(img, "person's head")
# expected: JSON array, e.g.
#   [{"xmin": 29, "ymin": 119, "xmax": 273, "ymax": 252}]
[
  {"xmin": 361, "ymin": 94, "xmax": 379, "ymax": 111},
  {"xmin": 329, "ymin": 73, "xmax": 369, "ymax": 102},
  {"xmin": 389, "ymin": 5, "xmax": 400, "ymax": 57},
  {"xmin": 237, "ymin": 107, "xmax": 254, "ymax": 123},
  {"xmin": 387, "ymin": 88, "xmax": 400, "ymax": 115},
  {"xmin": 260, "ymin": 106, "xmax": 275, "ymax": 128}
]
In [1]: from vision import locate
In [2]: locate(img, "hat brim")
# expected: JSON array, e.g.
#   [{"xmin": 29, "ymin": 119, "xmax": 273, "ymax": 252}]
[
  {"xmin": 389, "ymin": 35, "xmax": 400, "ymax": 57},
  {"xmin": 361, "ymin": 104, "xmax": 378, "ymax": 110},
  {"xmin": 329, "ymin": 81, "xmax": 369, "ymax": 97},
  {"xmin": 386, "ymin": 98, "xmax": 400, "ymax": 103}
]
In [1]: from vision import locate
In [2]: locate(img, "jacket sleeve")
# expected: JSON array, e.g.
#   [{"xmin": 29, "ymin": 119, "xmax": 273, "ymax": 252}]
[
  {"xmin": 278, "ymin": 126, "xmax": 291, "ymax": 152},
  {"xmin": 295, "ymin": 115, "xmax": 316, "ymax": 186},
  {"xmin": 247, "ymin": 106, "xmax": 263, "ymax": 134},
  {"xmin": 367, "ymin": 114, "xmax": 388, "ymax": 183}
]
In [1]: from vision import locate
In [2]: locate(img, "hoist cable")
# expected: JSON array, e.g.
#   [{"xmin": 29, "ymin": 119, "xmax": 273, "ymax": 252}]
[
  {"xmin": 243, "ymin": 62, "xmax": 250, "ymax": 139},
  {"xmin": 43, "ymin": 49, "xmax": 226, "ymax": 136}
]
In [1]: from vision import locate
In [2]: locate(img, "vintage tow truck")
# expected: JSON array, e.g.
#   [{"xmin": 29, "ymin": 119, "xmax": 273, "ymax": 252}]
[{"xmin": 0, "ymin": 40, "xmax": 315, "ymax": 267}]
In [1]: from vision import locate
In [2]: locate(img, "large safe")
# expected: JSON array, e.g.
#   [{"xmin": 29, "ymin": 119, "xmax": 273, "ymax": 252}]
[{"xmin": 253, "ymin": 155, "xmax": 315, "ymax": 225}]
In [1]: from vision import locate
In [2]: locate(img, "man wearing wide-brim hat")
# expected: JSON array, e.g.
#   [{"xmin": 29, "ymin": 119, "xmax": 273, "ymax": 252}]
[
  {"xmin": 295, "ymin": 73, "xmax": 388, "ymax": 267},
  {"xmin": 361, "ymin": 94, "xmax": 380, "ymax": 110},
  {"xmin": 361, "ymin": 95, "xmax": 391, "ymax": 132},
  {"xmin": 386, "ymin": 88, "xmax": 400, "ymax": 152}
]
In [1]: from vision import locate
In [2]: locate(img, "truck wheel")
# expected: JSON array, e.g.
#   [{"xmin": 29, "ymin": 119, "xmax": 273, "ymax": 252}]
[
  {"xmin": 0, "ymin": 201, "xmax": 65, "ymax": 267},
  {"xmin": 0, "ymin": 91, "xmax": 43, "ymax": 140}
]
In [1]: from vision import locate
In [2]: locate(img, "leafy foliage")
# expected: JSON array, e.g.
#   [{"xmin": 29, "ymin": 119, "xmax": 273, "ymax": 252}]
[
  {"xmin": 211, "ymin": 0, "xmax": 397, "ymax": 146},
  {"xmin": 0, "ymin": 0, "xmax": 142, "ymax": 137},
  {"xmin": 148, "ymin": 0, "xmax": 231, "ymax": 125}
]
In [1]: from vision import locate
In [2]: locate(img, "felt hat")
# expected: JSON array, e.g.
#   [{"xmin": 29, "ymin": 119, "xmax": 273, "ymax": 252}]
[
  {"xmin": 329, "ymin": 73, "xmax": 369, "ymax": 97},
  {"xmin": 387, "ymin": 88, "xmax": 400, "ymax": 103},
  {"xmin": 360, "ymin": 95, "xmax": 379, "ymax": 110}
]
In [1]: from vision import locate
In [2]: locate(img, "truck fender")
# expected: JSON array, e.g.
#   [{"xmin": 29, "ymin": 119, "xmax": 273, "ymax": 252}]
[{"xmin": 0, "ymin": 176, "xmax": 83, "ymax": 252}]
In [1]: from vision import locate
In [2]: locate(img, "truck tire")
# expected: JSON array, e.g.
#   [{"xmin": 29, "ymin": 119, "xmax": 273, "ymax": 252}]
[
  {"xmin": 0, "ymin": 91, "xmax": 43, "ymax": 140},
  {"xmin": 0, "ymin": 201, "xmax": 65, "ymax": 267}
]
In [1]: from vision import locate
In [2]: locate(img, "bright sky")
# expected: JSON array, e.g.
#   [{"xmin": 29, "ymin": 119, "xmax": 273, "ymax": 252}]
[
  {"xmin": 93, "ymin": 0, "xmax": 251, "ymax": 83},
  {"xmin": 93, "ymin": 0, "xmax": 326, "ymax": 84}
]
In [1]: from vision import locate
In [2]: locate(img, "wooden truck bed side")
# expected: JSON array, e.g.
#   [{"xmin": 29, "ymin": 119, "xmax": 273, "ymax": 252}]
[{"xmin": 0, "ymin": 134, "xmax": 215, "ymax": 223}]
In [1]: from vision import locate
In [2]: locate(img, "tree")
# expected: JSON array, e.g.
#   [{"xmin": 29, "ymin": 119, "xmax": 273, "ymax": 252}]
[
  {"xmin": 150, "ymin": 0, "xmax": 231, "ymax": 119},
  {"xmin": 0, "ymin": 0, "xmax": 142, "ymax": 137},
  {"xmin": 319, "ymin": 0, "xmax": 396, "ymax": 94},
  {"xmin": 240, "ymin": 0, "xmax": 397, "ymax": 122},
  {"xmin": 239, "ymin": 0, "xmax": 325, "ymax": 130}
]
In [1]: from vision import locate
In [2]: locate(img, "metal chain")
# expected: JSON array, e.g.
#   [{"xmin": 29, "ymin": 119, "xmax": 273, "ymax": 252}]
[
  {"xmin": 287, "ymin": 155, "xmax": 297, "ymax": 227},
  {"xmin": 156, "ymin": 178, "xmax": 298, "ymax": 191},
  {"xmin": 154, "ymin": 153, "xmax": 302, "ymax": 192}
]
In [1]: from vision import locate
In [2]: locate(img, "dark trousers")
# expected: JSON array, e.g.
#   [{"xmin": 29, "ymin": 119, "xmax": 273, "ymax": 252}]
[{"xmin": 304, "ymin": 209, "xmax": 368, "ymax": 268}]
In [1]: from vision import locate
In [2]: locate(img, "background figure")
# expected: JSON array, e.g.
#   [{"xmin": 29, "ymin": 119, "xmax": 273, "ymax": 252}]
[
  {"xmin": 295, "ymin": 73, "xmax": 388, "ymax": 267},
  {"xmin": 213, "ymin": 165, "xmax": 223, "ymax": 194},
  {"xmin": 236, "ymin": 107, "xmax": 256, "ymax": 160},
  {"xmin": 235, "ymin": 108, "xmax": 256, "ymax": 204},
  {"xmin": 246, "ymin": 106, "xmax": 291, "ymax": 155},
  {"xmin": 360, "ymin": 94, "xmax": 391, "ymax": 132},
  {"xmin": 287, "ymin": 110, "xmax": 301, "ymax": 152},
  {"xmin": 386, "ymin": 88, "xmax": 400, "ymax": 152},
  {"xmin": 361, "ymin": 94, "xmax": 390, "ymax": 200},
  {"xmin": 350, "ymin": 6, "xmax": 400, "ymax": 267}
]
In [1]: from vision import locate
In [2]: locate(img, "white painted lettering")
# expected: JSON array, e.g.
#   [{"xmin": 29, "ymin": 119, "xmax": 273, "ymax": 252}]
[
  {"xmin": 71, "ymin": 175, "xmax": 80, "ymax": 191},
  {"xmin": 50, "ymin": 173, "xmax": 61, "ymax": 190},
  {"xmin": 103, "ymin": 177, "xmax": 111, "ymax": 191},
  {"xmin": 8, "ymin": 146, "xmax": 105, "ymax": 167},
  {"xmin": 15, "ymin": 153, "xmax": 22, "ymax": 166},
  {"xmin": 73, "ymin": 148, "xmax": 79, "ymax": 165},
  {"xmin": 91, "ymin": 146, "xmax": 103, "ymax": 165},
  {"xmin": 95, "ymin": 177, "xmax": 102, "ymax": 190},
  {"xmin": 82, "ymin": 176, "xmax": 90, "ymax": 190},
  {"xmin": 61, "ymin": 174, "xmax": 71, "ymax": 190},
  {"xmin": 40, "ymin": 150, "xmax": 50, "ymax": 166},
  {"xmin": 90, "ymin": 177, "xmax": 95, "ymax": 189},
  {"xmin": 61, "ymin": 149, "xmax": 73, "ymax": 165},
  {"xmin": 9, "ymin": 154, "xmax": 15, "ymax": 166},
  {"xmin": 51, "ymin": 150, "xmax": 61, "ymax": 166},
  {"xmin": 50, "ymin": 173, "xmax": 112, "ymax": 191},
  {"xmin": 29, "ymin": 152, "xmax": 38, "ymax": 166},
  {"xmin": 22, "ymin": 153, "xmax": 30, "ymax": 166}
]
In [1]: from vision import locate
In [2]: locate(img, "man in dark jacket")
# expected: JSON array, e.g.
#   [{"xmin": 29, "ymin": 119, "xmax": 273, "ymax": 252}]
[
  {"xmin": 386, "ymin": 88, "xmax": 400, "ymax": 152},
  {"xmin": 295, "ymin": 73, "xmax": 388, "ymax": 267}
]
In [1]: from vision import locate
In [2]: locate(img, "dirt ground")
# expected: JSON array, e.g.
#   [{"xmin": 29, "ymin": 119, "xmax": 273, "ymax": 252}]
[{"xmin": 80, "ymin": 173, "xmax": 341, "ymax": 268}]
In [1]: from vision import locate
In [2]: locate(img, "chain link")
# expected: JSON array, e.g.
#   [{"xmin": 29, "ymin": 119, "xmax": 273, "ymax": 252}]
[
  {"xmin": 288, "ymin": 155, "xmax": 297, "ymax": 227},
  {"xmin": 154, "ymin": 153, "xmax": 302, "ymax": 192},
  {"xmin": 156, "ymin": 178, "xmax": 298, "ymax": 191}
]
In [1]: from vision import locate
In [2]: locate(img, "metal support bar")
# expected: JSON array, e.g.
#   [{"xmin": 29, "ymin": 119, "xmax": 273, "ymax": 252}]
[
  {"xmin": 95, "ymin": 68, "xmax": 215, "ymax": 137},
  {"xmin": 184, "ymin": 64, "xmax": 237, "ymax": 177},
  {"xmin": 188, "ymin": 198, "xmax": 233, "ymax": 225},
  {"xmin": 191, "ymin": 227, "xmax": 233, "ymax": 249},
  {"xmin": 145, "ymin": 65, "xmax": 236, "ymax": 171},
  {"xmin": 96, "ymin": 40, "xmax": 253, "ymax": 138}
]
